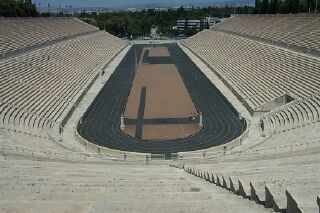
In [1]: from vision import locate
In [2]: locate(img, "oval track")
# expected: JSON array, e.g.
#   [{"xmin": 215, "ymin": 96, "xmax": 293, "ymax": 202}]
[{"xmin": 78, "ymin": 44, "xmax": 246, "ymax": 155}]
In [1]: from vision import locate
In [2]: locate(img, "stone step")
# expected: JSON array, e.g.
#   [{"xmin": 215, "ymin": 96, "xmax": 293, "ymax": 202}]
[
  {"xmin": 0, "ymin": 201, "xmax": 91, "ymax": 213},
  {"xmin": 91, "ymin": 199, "xmax": 273, "ymax": 213},
  {"xmin": 0, "ymin": 177, "xmax": 191, "ymax": 187},
  {"xmin": 0, "ymin": 184, "xmax": 199, "ymax": 197},
  {"xmin": 0, "ymin": 199, "xmax": 274, "ymax": 213},
  {"xmin": 0, "ymin": 181, "xmax": 193, "ymax": 190},
  {"xmin": 286, "ymin": 188, "xmax": 320, "ymax": 213},
  {"xmin": 0, "ymin": 191, "xmax": 215, "ymax": 202},
  {"xmin": 265, "ymin": 184, "xmax": 287, "ymax": 212},
  {"xmin": 0, "ymin": 158, "xmax": 276, "ymax": 213}
]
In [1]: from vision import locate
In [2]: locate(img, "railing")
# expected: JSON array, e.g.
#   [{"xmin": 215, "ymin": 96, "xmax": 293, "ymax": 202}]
[
  {"xmin": 74, "ymin": 129, "xmax": 149, "ymax": 161},
  {"xmin": 0, "ymin": 144, "xmax": 160, "ymax": 164},
  {"xmin": 179, "ymin": 139, "xmax": 320, "ymax": 163},
  {"xmin": 177, "ymin": 119, "xmax": 250, "ymax": 160},
  {"xmin": 0, "ymin": 144, "xmax": 101, "ymax": 162}
]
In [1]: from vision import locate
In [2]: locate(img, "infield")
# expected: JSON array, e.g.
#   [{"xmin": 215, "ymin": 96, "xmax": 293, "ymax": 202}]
[{"xmin": 123, "ymin": 47, "xmax": 201, "ymax": 140}]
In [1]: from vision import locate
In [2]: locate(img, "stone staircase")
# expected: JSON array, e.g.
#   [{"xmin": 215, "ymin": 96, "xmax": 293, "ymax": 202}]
[
  {"xmin": 182, "ymin": 152, "xmax": 320, "ymax": 213},
  {"xmin": 0, "ymin": 156, "xmax": 273, "ymax": 213}
]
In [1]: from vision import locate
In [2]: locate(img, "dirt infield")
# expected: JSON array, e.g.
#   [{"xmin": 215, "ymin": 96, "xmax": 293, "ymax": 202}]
[
  {"xmin": 123, "ymin": 46, "xmax": 200, "ymax": 140},
  {"xmin": 124, "ymin": 63, "xmax": 198, "ymax": 119},
  {"xmin": 142, "ymin": 124, "xmax": 201, "ymax": 140},
  {"xmin": 148, "ymin": 46, "xmax": 170, "ymax": 57}
]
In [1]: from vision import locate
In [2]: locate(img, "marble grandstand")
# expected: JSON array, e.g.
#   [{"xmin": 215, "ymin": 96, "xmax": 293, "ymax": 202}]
[
  {"xmin": 0, "ymin": 18, "xmax": 97, "ymax": 57},
  {"xmin": 0, "ymin": 18, "xmax": 128, "ymax": 140},
  {"xmin": 181, "ymin": 13, "xmax": 320, "ymax": 213},
  {"xmin": 213, "ymin": 14, "xmax": 320, "ymax": 54},
  {"xmin": 0, "ymin": 15, "xmax": 319, "ymax": 213}
]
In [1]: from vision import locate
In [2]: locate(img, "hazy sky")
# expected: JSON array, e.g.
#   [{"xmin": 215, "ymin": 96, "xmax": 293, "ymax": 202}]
[{"xmin": 32, "ymin": 0, "xmax": 202, "ymax": 8}]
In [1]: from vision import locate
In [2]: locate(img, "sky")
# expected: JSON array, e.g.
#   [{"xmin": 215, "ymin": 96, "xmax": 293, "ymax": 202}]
[{"xmin": 32, "ymin": 0, "xmax": 238, "ymax": 9}]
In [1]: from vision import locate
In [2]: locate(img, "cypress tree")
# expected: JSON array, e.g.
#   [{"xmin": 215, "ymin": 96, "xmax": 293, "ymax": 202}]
[
  {"xmin": 269, "ymin": 0, "xmax": 279, "ymax": 13},
  {"xmin": 261, "ymin": 0, "xmax": 270, "ymax": 13},
  {"xmin": 254, "ymin": 0, "xmax": 262, "ymax": 13}
]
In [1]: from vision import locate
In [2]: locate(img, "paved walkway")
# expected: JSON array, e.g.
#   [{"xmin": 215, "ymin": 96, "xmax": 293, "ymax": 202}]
[{"xmin": 0, "ymin": 157, "xmax": 274, "ymax": 213}]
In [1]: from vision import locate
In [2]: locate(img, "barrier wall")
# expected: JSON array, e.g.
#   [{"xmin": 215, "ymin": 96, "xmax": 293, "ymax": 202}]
[
  {"xmin": 178, "ymin": 119, "xmax": 250, "ymax": 159},
  {"xmin": 74, "ymin": 131, "xmax": 149, "ymax": 161}
]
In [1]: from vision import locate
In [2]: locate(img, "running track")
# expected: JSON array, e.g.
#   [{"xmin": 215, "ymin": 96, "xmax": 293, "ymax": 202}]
[{"xmin": 78, "ymin": 44, "xmax": 246, "ymax": 155}]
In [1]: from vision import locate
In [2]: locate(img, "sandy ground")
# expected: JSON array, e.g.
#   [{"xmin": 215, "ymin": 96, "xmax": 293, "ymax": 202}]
[
  {"xmin": 142, "ymin": 124, "xmax": 202, "ymax": 140},
  {"xmin": 147, "ymin": 46, "xmax": 170, "ymax": 57},
  {"xmin": 123, "ymin": 125, "xmax": 136, "ymax": 137},
  {"xmin": 124, "ymin": 63, "xmax": 198, "ymax": 119},
  {"xmin": 124, "ymin": 124, "xmax": 202, "ymax": 140},
  {"xmin": 123, "ymin": 46, "xmax": 200, "ymax": 140}
]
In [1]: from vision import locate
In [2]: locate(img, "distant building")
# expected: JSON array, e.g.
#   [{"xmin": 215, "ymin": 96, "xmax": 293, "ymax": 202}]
[
  {"xmin": 154, "ymin": 8, "xmax": 169, "ymax": 11},
  {"xmin": 176, "ymin": 17, "xmax": 221, "ymax": 32},
  {"xmin": 203, "ymin": 17, "xmax": 221, "ymax": 28},
  {"xmin": 176, "ymin": 19, "xmax": 204, "ymax": 31},
  {"xmin": 127, "ymin": 8, "xmax": 137, "ymax": 12}
]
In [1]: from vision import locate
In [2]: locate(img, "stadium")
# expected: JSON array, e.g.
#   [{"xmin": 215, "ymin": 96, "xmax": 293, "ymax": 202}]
[{"xmin": 0, "ymin": 4, "xmax": 320, "ymax": 213}]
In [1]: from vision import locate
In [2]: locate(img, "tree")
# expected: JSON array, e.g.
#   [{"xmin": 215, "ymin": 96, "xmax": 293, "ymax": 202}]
[
  {"xmin": 185, "ymin": 27, "xmax": 198, "ymax": 37},
  {"xmin": 0, "ymin": 0, "xmax": 38, "ymax": 17},
  {"xmin": 260, "ymin": 0, "xmax": 270, "ymax": 13},
  {"xmin": 287, "ymin": 0, "xmax": 300, "ymax": 13},
  {"xmin": 81, "ymin": 5, "xmax": 256, "ymax": 37},
  {"xmin": 254, "ymin": 0, "xmax": 262, "ymax": 13},
  {"xmin": 269, "ymin": 0, "xmax": 279, "ymax": 13}
]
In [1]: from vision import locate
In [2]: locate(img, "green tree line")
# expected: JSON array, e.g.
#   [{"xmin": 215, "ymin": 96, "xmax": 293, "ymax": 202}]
[
  {"xmin": 78, "ymin": 6, "xmax": 254, "ymax": 38},
  {"xmin": 0, "ymin": 0, "xmax": 38, "ymax": 17},
  {"xmin": 255, "ymin": 0, "xmax": 320, "ymax": 13}
]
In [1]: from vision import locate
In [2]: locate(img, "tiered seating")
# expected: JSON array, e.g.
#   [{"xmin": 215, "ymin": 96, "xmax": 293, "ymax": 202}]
[
  {"xmin": 0, "ymin": 157, "xmax": 272, "ymax": 213},
  {"xmin": 181, "ymin": 24, "xmax": 320, "ymax": 212},
  {"xmin": 0, "ymin": 18, "xmax": 98, "ymax": 56},
  {"xmin": 184, "ymin": 151, "xmax": 320, "ymax": 212},
  {"xmin": 183, "ymin": 30, "xmax": 320, "ymax": 112},
  {"xmin": 258, "ymin": 119, "xmax": 320, "ymax": 150},
  {"xmin": 0, "ymin": 30, "xmax": 128, "ymax": 138},
  {"xmin": 262, "ymin": 95, "xmax": 320, "ymax": 134},
  {"xmin": 0, "ymin": 128, "xmax": 68, "ymax": 151},
  {"xmin": 214, "ymin": 14, "xmax": 320, "ymax": 51}
]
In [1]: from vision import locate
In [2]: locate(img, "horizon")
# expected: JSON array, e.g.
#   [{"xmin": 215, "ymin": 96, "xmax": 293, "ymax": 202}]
[{"xmin": 32, "ymin": 0, "xmax": 253, "ymax": 9}]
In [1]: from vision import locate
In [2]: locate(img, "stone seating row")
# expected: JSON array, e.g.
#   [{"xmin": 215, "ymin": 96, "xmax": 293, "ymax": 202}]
[
  {"xmin": 0, "ymin": 158, "xmax": 272, "ymax": 213},
  {"xmin": 214, "ymin": 14, "xmax": 320, "ymax": 51},
  {"xmin": 0, "ymin": 18, "xmax": 98, "ymax": 56},
  {"xmin": 183, "ymin": 30, "xmax": 320, "ymax": 111},
  {"xmin": 262, "ymin": 95, "xmax": 320, "ymax": 134},
  {"xmin": 183, "ymin": 151, "xmax": 320, "ymax": 213},
  {"xmin": 0, "ymin": 31, "xmax": 128, "ymax": 138}
]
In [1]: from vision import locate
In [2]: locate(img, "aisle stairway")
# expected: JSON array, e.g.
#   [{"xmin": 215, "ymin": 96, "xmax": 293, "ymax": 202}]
[
  {"xmin": 183, "ymin": 151, "xmax": 320, "ymax": 213},
  {"xmin": 0, "ymin": 157, "xmax": 273, "ymax": 213}
]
